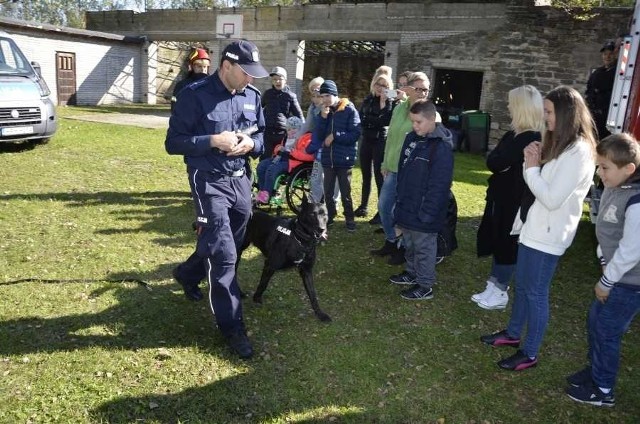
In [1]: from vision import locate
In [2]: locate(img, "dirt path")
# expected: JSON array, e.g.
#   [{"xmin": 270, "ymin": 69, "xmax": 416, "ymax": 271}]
[{"xmin": 65, "ymin": 112, "xmax": 170, "ymax": 130}]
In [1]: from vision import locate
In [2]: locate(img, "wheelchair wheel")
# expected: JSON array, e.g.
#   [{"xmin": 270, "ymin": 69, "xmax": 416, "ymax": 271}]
[{"xmin": 285, "ymin": 163, "xmax": 313, "ymax": 214}]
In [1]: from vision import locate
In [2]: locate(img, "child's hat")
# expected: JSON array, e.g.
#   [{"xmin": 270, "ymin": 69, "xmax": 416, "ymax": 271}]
[
  {"xmin": 189, "ymin": 48, "xmax": 210, "ymax": 64},
  {"xmin": 319, "ymin": 80, "xmax": 339, "ymax": 96},
  {"xmin": 286, "ymin": 116, "xmax": 303, "ymax": 130}
]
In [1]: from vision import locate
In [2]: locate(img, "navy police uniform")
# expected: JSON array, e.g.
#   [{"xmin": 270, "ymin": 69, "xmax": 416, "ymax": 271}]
[{"xmin": 166, "ymin": 62, "xmax": 265, "ymax": 343}]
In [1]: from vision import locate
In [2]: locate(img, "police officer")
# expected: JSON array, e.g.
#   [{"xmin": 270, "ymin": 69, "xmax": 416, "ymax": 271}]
[
  {"xmin": 586, "ymin": 40, "xmax": 617, "ymax": 141},
  {"xmin": 165, "ymin": 40, "xmax": 268, "ymax": 359},
  {"xmin": 170, "ymin": 47, "xmax": 211, "ymax": 112}
]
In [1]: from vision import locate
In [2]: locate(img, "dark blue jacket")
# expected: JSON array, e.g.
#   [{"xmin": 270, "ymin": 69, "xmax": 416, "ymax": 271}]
[
  {"xmin": 262, "ymin": 86, "xmax": 304, "ymax": 132},
  {"xmin": 307, "ymin": 98, "xmax": 361, "ymax": 168},
  {"xmin": 395, "ymin": 124, "xmax": 454, "ymax": 233},
  {"xmin": 165, "ymin": 71, "xmax": 264, "ymax": 174}
]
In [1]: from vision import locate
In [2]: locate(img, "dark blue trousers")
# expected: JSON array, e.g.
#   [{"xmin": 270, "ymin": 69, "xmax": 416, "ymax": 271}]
[
  {"xmin": 175, "ymin": 168, "xmax": 252, "ymax": 336},
  {"xmin": 588, "ymin": 285, "xmax": 640, "ymax": 389}
]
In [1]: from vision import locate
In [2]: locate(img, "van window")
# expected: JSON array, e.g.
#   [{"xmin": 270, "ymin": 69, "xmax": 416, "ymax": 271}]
[{"xmin": 0, "ymin": 38, "xmax": 30, "ymax": 74}]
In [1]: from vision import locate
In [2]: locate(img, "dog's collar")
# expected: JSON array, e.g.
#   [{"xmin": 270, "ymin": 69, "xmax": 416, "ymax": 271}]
[{"xmin": 291, "ymin": 221, "xmax": 322, "ymax": 248}]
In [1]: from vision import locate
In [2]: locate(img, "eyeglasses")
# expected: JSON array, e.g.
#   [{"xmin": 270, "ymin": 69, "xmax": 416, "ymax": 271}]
[
  {"xmin": 407, "ymin": 86, "xmax": 429, "ymax": 94},
  {"xmin": 374, "ymin": 82, "xmax": 389, "ymax": 89}
]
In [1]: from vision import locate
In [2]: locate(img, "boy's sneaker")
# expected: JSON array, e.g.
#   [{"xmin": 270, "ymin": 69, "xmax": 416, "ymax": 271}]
[
  {"xmin": 566, "ymin": 381, "xmax": 615, "ymax": 407},
  {"xmin": 477, "ymin": 288, "xmax": 508, "ymax": 310},
  {"xmin": 400, "ymin": 284, "xmax": 434, "ymax": 300},
  {"xmin": 389, "ymin": 271, "xmax": 416, "ymax": 285},
  {"xmin": 346, "ymin": 221, "xmax": 356, "ymax": 232},
  {"xmin": 497, "ymin": 349, "xmax": 537, "ymax": 371},
  {"xmin": 327, "ymin": 216, "xmax": 335, "ymax": 226},
  {"xmin": 480, "ymin": 329, "xmax": 520, "ymax": 347},
  {"xmin": 566, "ymin": 366, "xmax": 592, "ymax": 387}
]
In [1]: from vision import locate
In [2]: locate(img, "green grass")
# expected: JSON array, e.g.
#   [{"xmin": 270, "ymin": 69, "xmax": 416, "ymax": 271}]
[{"xmin": 0, "ymin": 106, "xmax": 638, "ymax": 423}]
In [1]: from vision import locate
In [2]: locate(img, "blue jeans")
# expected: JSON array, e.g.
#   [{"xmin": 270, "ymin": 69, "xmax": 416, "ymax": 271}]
[
  {"xmin": 488, "ymin": 258, "xmax": 516, "ymax": 291},
  {"xmin": 506, "ymin": 243, "xmax": 560, "ymax": 358},
  {"xmin": 377, "ymin": 172, "xmax": 397, "ymax": 242},
  {"xmin": 256, "ymin": 157, "xmax": 287, "ymax": 193},
  {"xmin": 402, "ymin": 229, "xmax": 437, "ymax": 289},
  {"xmin": 588, "ymin": 285, "xmax": 640, "ymax": 389}
]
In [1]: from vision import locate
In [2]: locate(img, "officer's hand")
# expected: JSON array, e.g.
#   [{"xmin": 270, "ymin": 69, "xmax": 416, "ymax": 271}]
[
  {"xmin": 211, "ymin": 131, "xmax": 239, "ymax": 152},
  {"xmin": 228, "ymin": 133, "xmax": 255, "ymax": 156}
]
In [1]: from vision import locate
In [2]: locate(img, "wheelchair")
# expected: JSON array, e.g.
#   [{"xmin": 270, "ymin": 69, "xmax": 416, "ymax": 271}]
[{"xmin": 252, "ymin": 160, "xmax": 314, "ymax": 215}]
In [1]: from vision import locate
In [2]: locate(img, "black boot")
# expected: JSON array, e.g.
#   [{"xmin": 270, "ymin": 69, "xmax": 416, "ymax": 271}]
[
  {"xmin": 370, "ymin": 239, "xmax": 396, "ymax": 256},
  {"xmin": 387, "ymin": 245, "xmax": 406, "ymax": 265}
]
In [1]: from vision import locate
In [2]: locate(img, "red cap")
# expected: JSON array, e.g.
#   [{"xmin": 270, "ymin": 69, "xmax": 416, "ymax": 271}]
[{"xmin": 189, "ymin": 48, "xmax": 210, "ymax": 63}]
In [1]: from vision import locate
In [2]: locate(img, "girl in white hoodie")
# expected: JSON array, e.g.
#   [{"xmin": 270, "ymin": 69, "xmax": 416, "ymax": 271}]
[{"xmin": 480, "ymin": 86, "xmax": 596, "ymax": 371}]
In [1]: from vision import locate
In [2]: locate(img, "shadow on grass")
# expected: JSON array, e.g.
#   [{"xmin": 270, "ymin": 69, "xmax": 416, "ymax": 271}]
[
  {"xmin": 0, "ymin": 190, "xmax": 196, "ymax": 247},
  {"xmin": 0, "ymin": 139, "xmax": 48, "ymax": 153},
  {"xmin": 90, "ymin": 374, "xmax": 365, "ymax": 423},
  {"xmin": 0, "ymin": 253, "xmax": 270, "ymax": 357}
]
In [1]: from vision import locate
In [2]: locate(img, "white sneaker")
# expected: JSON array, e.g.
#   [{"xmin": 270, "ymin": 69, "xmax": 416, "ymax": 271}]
[
  {"xmin": 471, "ymin": 281, "xmax": 495, "ymax": 303},
  {"xmin": 477, "ymin": 288, "xmax": 509, "ymax": 310}
]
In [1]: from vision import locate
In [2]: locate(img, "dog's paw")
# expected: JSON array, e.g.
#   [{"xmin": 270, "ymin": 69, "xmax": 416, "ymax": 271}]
[{"xmin": 317, "ymin": 312, "xmax": 332, "ymax": 322}]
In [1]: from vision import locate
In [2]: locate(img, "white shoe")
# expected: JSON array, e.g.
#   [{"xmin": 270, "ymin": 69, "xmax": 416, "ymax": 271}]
[
  {"xmin": 477, "ymin": 288, "xmax": 509, "ymax": 310},
  {"xmin": 471, "ymin": 281, "xmax": 495, "ymax": 303}
]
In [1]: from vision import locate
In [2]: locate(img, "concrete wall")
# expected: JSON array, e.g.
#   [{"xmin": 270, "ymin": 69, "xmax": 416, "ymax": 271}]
[{"xmin": 85, "ymin": 2, "xmax": 632, "ymax": 140}]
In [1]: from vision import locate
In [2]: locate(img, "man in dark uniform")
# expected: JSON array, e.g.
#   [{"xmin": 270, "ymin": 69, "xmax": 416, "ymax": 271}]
[
  {"xmin": 260, "ymin": 66, "xmax": 304, "ymax": 160},
  {"xmin": 165, "ymin": 40, "xmax": 268, "ymax": 359},
  {"xmin": 586, "ymin": 40, "xmax": 617, "ymax": 141},
  {"xmin": 170, "ymin": 47, "xmax": 210, "ymax": 112}
]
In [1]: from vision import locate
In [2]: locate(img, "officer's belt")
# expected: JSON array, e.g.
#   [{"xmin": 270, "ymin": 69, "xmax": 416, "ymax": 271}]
[{"xmin": 216, "ymin": 168, "xmax": 245, "ymax": 177}]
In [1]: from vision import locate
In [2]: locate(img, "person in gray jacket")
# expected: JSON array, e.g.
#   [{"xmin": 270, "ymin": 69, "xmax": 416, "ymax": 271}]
[{"xmin": 566, "ymin": 133, "xmax": 640, "ymax": 407}]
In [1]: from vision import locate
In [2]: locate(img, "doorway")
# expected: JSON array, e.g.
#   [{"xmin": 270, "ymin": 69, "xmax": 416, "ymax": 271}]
[
  {"xmin": 56, "ymin": 52, "xmax": 76, "ymax": 106},
  {"xmin": 432, "ymin": 69, "xmax": 483, "ymax": 129}
]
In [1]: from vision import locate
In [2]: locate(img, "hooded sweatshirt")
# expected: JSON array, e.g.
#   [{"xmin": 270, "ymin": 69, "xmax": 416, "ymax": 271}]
[{"xmin": 596, "ymin": 169, "xmax": 640, "ymax": 293}]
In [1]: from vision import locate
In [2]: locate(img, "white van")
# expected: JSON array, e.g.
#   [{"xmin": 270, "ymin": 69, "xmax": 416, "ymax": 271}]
[{"xmin": 0, "ymin": 30, "xmax": 57, "ymax": 143}]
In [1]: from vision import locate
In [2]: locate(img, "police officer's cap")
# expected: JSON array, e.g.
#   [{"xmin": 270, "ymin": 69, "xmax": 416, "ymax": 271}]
[
  {"xmin": 600, "ymin": 40, "xmax": 615, "ymax": 52},
  {"xmin": 221, "ymin": 40, "xmax": 269, "ymax": 79}
]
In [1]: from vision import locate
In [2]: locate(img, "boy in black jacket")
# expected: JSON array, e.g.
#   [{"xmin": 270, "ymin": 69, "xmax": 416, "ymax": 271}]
[{"xmin": 389, "ymin": 100, "xmax": 454, "ymax": 300}]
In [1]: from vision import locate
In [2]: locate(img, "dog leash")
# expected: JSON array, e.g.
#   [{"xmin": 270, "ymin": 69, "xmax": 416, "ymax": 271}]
[{"xmin": 0, "ymin": 277, "xmax": 152, "ymax": 291}]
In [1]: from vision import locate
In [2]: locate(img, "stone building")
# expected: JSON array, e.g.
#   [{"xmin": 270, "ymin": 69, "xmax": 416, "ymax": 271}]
[{"xmin": 83, "ymin": 1, "xmax": 631, "ymax": 141}]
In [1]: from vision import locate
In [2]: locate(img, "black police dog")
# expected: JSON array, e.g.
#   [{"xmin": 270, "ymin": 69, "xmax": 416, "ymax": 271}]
[{"xmin": 238, "ymin": 195, "xmax": 331, "ymax": 322}]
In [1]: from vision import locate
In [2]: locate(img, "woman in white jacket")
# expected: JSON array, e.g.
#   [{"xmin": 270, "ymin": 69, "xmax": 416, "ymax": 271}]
[{"xmin": 480, "ymin": 86, "xmax": 597, "ymax": 371}]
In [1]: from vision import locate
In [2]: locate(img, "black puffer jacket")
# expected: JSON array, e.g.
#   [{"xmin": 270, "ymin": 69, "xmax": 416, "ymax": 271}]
[
  {"xmin": 262, "ymin": 86, "xmax": 304, "ymax": 132},
  {"xmin": 359, "ymin": 94, "xmax": 394, "ymax": 143}
]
